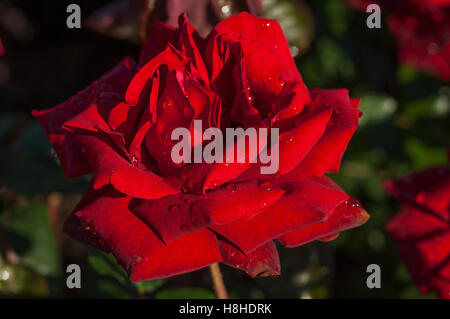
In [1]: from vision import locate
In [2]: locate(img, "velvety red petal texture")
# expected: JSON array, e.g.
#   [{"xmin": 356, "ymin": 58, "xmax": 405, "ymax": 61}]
[
  {"xmin": 34, "ymin": 12, "xmax": 368, "ymax": 281},
  {"xmin": 279, "ymin": 196, "xmax": 370, "ymax": 247},
  {"xmin": 130, "ymin": 180, "xmax": 285, "ymax": 244},
  {"xmin": 386, "ymin": 164, "xmax": 450, "ymax": 299},
  {"xmin": 285, "ymin": 89, "xmax": 361, "ymax": 179},
  {"xmin": 33, "ymin": 57, "xmax": 137, "ymax": 177},
  {"xmin": 205, "ymin": 12, "xmax": 310, "ymax": 123},
  {"xmin": 64, "ymin": 185, "xmax": 222, "ymax": 281},
  {"xmin": 210, "ymin": 177, "xmax": 350, "ymax": 253},
  {"xmin": 235, "ymin": 89, "xmax": 360, "ymax": 182},
  {"xmin": 219, "ymin": 240, "xmax": 281, "ymax": 277}
]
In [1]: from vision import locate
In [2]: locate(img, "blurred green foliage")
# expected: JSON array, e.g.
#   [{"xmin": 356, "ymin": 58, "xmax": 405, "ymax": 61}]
[{"xmin": 0, "ymin": 0, "xmax": 448, "ymax": 298}]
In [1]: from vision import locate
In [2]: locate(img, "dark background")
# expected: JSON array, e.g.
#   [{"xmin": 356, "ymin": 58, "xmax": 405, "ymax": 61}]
[{"xmin": 0, "ymin": 0, "xmax": 448, "ymax": 298}]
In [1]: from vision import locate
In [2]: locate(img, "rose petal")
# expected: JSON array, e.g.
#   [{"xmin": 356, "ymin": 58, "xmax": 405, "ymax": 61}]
[
  {"xmin": 278, "ymin": 196, "xmax": 369, "ymax": 247},
  {"xmin": 130, "ymin": 180, "xmax": 285, "ymax": 244},
  {"xmin": 64, "ymin": 185, "xmax": 222, "ymax": 281},
  {"xmin": 205, "ymin": 12, "xmax": 310, "ymax": 119},
  {"xmin": 173, "ymin": 126, "xmax": 269, "ymax": 194},
  {"xmin": 72, "ymin": 134, "xmax": 178, "ymax": 199},
  {"xmin": 139, "ymin": 21, "xmax": 178, "ymax": 67},
  {"xmin": 386, "ymin": 207, "xmax": 449, "ymax": 240},
  {"xmin": 210, "ymin": 177, "xmax": 349, "ymax": 253},
  {"xmin": 177, "ymin": 14, "xmax": 210, "ymax": 84},
  {"xmin": 283, "ymin": 89, "xmax": 360, "ymax": 179},
  {"xmin": 386, "ymin": 165, "xmax": 450, "ymax": 220},
  {"xmin": 32, "ymin": 57, "xmax": 137, "ymax": 177},
  {"xmin": 126, "ymin": 45, "xmax": 188, "ymax": 106},
  {"xmin": 236, "ymin": 107, "xmax": 333, "ymax": 179},
  {"xmin": 219, "ymin": 240, "xmax": 281, "ymax": 277}
]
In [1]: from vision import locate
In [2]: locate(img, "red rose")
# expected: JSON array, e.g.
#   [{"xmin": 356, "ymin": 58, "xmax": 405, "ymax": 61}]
[
  {"xmin": 33, "ymin": 13, "xmax": 369, "ymax": 281},
  {"xmin": 386, "ymin": 164, "xmax": 450, "ymax": 299},
  {"xmin": 347, "ymin": 0, "xmax": 450, "ymax": 81}
]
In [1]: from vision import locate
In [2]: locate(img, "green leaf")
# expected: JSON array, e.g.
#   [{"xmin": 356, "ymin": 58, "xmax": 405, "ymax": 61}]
[
  {"xmin": 0, "ymin": 203, "xmax": 61, "ymax": 277},
  {"xmin": 88, "ymin": 253, "xmax": 130, "ymax": 285},
  {"xmin": 358, "ymin": 92, "xmax": 397, "ymax": 127},
  {"xmin": 135, "ymin": 279, "xmax": 165, "ymax": 294},
  {"xmin": 0, "ymin": 262, "xmax": 49, "ymax": 297},
  {"xmin": 404, "ymin": 139, "xmax": 448, "ymax": 170}
]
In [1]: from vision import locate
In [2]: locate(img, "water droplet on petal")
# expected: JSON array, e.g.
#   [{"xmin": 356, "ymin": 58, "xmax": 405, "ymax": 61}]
[
  {"xmin": 163, "ymin": 99, "xmax": 173, "ymax": 109},
  {"xmin": 163, "ymin": 129, "xmax": 173, "ymax": 140},
  {"xmin": 226, "ymin": 183, "xmax": 237, "ymax": 192},
  {"xmin": 131, "ymin": 155, "xmax": 138, "ymax": 165},
  {"xmin": 169, "ymin": 204, "xmax": 182, "ymax": 212},
  {"xmin": 183, "ymin": 196, "xmax": 194, "ymax": 204},
  {"xmin": 259, "ymin": 182, "xmax": 273, "ymax": 192}
]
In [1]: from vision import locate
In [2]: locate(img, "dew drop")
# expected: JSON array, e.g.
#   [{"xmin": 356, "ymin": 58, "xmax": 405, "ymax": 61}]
[
  {"xmin": 163, "ymin": 130, "xmax": 173, "ymax": 140},
  {"xmin": 169, "ymin": 204, "xmax": 182, "ymax": 212},
  {"xmin": 183, "ymin": 196, "xmax": 194, "ymax": 204},
  {"xmin": 164, "ymin": 99, "xmax": 173, "ymax": 109},
  {"xmin": 226, "ymin": 183, "xmax": 237, "ymax": 192},
  {"xmin": 259, "ymin": 182, "xmax": 273, "ymax": 192}
]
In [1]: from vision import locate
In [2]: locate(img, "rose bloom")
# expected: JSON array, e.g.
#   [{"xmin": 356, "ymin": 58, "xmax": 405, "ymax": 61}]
[
  {"xmin": 33, "ymin": 13, "xmax": 369, "ymax": 281},
  {"xmin": 386, "ymin": 163, "xmax": 450, "ymax": 299},
  {"xmin": 347, "ymin": 0, "xmax": 450, "ymax": 81}
]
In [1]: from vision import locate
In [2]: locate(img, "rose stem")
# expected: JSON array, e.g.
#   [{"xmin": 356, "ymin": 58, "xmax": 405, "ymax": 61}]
[{"xmin": 209, "ymin": 262, "xmax": 229, "ymax": 299}]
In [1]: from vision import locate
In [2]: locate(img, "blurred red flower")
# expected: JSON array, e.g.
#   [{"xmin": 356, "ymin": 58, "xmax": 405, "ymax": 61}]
[
  {"xmin": 347, "ymin": 0, "xmax": 450, "ymax": 81},
  {"xmin": 386, "ymin": 163, "xmax": 450, "ymax": 299},
  {"xmin": 33, "ymin": 13, "xmax": 369, "ymax": 281}
]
